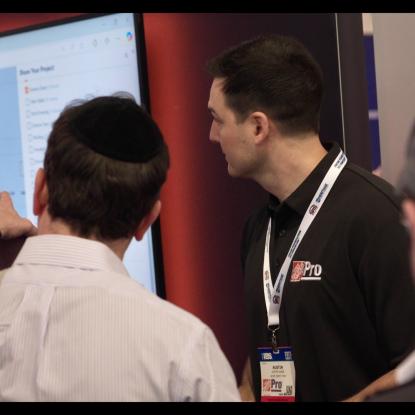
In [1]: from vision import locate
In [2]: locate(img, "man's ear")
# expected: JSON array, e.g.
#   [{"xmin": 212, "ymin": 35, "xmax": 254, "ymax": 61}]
[
  {"xmin": 33, "ymin": 168, "xmax": 49, "ymax": 216},
  {"xmin": 134, "ymin": 200, "xmax": 161, "ymax": 241},
  {"xmin": 249, "ymin": 111, "xmax": 270, "ymax": 145}
]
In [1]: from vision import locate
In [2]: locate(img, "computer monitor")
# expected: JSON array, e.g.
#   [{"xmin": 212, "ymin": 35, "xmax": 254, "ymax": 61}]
[{"xmin": 0, "ymin": 13, "xmax": 165, "ymax": 297}]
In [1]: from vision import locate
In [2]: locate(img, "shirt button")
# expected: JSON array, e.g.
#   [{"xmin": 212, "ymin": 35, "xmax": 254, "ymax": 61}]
[{"xmin": 278, "ymin": 229, "xmax": 286, "ymax": 237}]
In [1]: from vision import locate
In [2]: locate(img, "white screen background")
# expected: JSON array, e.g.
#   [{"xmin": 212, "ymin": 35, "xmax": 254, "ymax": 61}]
[{"xmin": 0, "ymin": 13, "xmax": 158, "ymax": 294}]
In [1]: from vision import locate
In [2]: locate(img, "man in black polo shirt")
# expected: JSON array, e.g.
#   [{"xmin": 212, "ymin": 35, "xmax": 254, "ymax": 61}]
[{"xmin": 207, "ymin": 34, "xmax": 415, "ymax": 401}]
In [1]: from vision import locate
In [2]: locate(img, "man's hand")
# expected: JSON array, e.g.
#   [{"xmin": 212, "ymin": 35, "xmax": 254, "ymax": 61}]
[{"xmin": 0, "ymin": 191, "xmax": 37, "ymax": 239}]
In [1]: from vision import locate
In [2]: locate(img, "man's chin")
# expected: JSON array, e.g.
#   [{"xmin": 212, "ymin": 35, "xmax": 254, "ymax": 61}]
[
  {"xmin": 227, "ymin": 165, "xmax": 243, "ymax": 179},
  {"xmin": 227, "ymin": 165, "xmax": 237, "ymax": 177}
]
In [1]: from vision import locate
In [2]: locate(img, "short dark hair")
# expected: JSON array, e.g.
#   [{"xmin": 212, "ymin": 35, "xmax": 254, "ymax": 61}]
[
  {"xmin": 44, "ymin": 94, "xmax": 169, "ymax": 240},
  {"xmin": 206, "ymin": 34, "xmax": 323, "ymax": 135}
]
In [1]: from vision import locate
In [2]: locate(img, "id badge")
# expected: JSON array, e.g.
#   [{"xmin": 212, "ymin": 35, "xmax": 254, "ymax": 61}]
[{"xmin": 258, "ymin": 346, "xmax": 295, "ymax": 402}]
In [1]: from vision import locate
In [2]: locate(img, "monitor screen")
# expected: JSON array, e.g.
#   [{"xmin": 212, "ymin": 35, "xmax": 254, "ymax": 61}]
[{"xmin": 0, "ymin": 13, "xmax": 165, "ymax": 296}]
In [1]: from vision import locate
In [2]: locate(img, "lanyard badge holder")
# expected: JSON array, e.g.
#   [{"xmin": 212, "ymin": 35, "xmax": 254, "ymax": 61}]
[{"xmin": 259, "ymin": 150, "xmax": 347, "ymax": 402}]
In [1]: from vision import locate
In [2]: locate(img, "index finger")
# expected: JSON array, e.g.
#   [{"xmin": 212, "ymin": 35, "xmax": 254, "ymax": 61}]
[{"xmin": 0, "ymin": 192, "xmax": 13, "ymax": 208}]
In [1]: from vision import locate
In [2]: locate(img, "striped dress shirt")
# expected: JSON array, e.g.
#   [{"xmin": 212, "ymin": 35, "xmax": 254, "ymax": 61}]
[{"xmin": 0, "ymin": 235, "xmax": 240, "ymax": 401}]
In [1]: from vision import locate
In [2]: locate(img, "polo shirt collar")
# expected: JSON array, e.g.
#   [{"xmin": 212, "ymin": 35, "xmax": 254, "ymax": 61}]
[{"xmin": 268, "ymin": 142, "xmax": 342, "ymax": 216}]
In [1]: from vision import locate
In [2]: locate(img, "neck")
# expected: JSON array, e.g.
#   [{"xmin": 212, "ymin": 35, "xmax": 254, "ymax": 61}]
[
  {"xmin": 36, "ymin": 210, "xmax": 130, "ymax": 259},
  {"xmin": 256, "ymin": 133, "xmax": 327, "ymax": 201}
]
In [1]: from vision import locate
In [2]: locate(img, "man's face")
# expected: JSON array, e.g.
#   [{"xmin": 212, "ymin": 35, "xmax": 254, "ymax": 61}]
[{"xmin": 208, "ymin": 78, "xmax": 257, "ymax": 178}]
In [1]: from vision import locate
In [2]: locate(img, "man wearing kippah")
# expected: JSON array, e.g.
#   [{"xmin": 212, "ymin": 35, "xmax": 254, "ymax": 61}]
[{"xmin": 0, "ymin": 95, "xmax": 240, "ymax": 401}]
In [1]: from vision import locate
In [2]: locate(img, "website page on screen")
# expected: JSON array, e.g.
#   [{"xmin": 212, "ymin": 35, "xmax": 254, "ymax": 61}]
[{"xmin": 0, "ymin": 13, "xmax": 157, "ymax": 294}]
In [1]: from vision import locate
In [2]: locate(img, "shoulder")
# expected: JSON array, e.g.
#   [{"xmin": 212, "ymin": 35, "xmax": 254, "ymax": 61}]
[
  {"xmin": 336, "ymin": 162, "xmax": 402, "ymax": 222},
  {"xmin": 347, "ymin": 163, "xmax": 398, "ymax": 197},
  {"xmin": 109, "ymin": 276, "xmax": 210, "ymax": 334},
  {"xmin": 343, "ymin": 163, "xmax": 400, "ymax": 205}
]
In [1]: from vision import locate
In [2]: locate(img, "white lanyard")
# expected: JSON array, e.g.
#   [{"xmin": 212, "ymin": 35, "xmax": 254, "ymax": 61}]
[{"xmin": 263, "ymin": 150, "xmax": 347, "ymax": 347}]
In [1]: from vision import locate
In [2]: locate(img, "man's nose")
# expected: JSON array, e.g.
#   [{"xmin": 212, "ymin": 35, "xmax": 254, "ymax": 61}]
[{"xmin": 209, "ymin": 123, "xmax": 218, "ymax": 143}]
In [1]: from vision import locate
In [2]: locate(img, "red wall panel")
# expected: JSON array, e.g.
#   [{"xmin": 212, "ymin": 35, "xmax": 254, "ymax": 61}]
[{"xmin": 144, "ymin": 14, "xmax": 267, "ymax": 381}]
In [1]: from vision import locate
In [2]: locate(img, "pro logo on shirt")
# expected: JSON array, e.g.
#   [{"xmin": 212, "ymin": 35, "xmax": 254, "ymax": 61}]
[{"xmin": 290, "ymin": 261, "xmax": 322, "ymax": 282}]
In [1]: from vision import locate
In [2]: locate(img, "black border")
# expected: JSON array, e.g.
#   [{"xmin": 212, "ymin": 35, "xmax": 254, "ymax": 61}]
[
  {"xmin": 132, "ymin": 13, "xmax": 167, "ymax": 299},
  {"xmin": 0, "ymin": 12, "xmax": 166, "ymax": 299},
  {"xmin": 1, "ymin": 401, "xmax": 415, "ymax": 413}
]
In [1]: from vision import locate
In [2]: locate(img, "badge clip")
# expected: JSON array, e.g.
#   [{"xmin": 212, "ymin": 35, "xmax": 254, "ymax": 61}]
[{"xmin": 270, "ymin": 325, "xmax": 279, "ymax": 353}]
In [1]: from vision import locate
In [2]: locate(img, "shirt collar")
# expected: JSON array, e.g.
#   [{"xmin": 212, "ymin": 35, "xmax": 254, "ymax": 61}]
[
  {"xmin": 13, "ymin": 234, "xmax": 129, "ymax": 276},
  {"xmin": 268, "ymin": 142, "xmax": 343, "ymax": 217}
]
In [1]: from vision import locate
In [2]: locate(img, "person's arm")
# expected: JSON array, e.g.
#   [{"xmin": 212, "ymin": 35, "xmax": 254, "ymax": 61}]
[
  {"xmin": 239, "ymin": 357, "xmax": 255, "ymax": 401},
  {"xmin": 347, "ymin": 349, "xmax": 415, "ymax": 401},
  {"xmin": 342, "ymin": 369, "xmax": 397, "ymax": 402},
  {"xmin": 0, "ymin": 191, "xmax": 37, "ymax": 239}
]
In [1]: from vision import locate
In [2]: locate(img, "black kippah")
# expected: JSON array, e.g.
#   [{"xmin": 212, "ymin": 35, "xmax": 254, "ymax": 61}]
[{"xmin": 69, "ymin": 96, "xmax": 164, "ymax": 163}]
